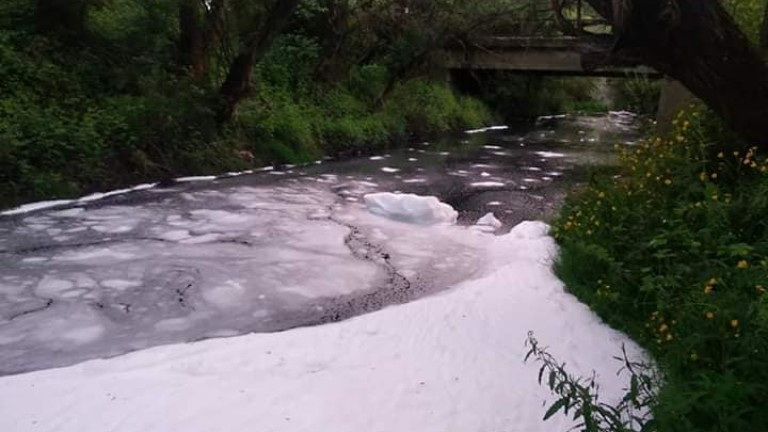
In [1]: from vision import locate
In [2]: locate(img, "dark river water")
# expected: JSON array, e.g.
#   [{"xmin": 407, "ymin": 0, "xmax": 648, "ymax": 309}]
[{"xmin": 0, "ymin": 112, "xmax": 640, "ymax": 375}]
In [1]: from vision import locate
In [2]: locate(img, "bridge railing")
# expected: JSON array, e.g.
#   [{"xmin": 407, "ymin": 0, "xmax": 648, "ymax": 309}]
[
  {"xmin": 482, "ymin": 0, "xmax": 610, "ymax": 38},
  {"xmin": 550, "ymin": 0, "xmax": 611, "ymax": 36}
]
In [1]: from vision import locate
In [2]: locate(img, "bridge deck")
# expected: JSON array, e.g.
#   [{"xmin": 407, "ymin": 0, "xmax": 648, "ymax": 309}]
[{"xmin": 443, "ymin": 37, "xmax": 659, "ymax": 78}]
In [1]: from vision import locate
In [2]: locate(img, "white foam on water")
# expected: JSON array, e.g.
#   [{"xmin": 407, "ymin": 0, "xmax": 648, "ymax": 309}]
[
  {"xmin": 1, "ymin": 200, "xmax": 74, "ymax": 216},
  {"xmin": 364, "ymin": 193, "xmax": 457, "ymax": 225},
  {"xmin": 0, "ymin": 221, "xmax": 645, "ymax": 432},
  {"xmin": 176, "ymin": 176, "xmax": 218, "ymax": 183},
  {"xmin": 470, "ymin": 182, "xmax": 505, "ymax": 188},
  {"xmin": 535, "ymin": 151, "xmax": 566, "ymax": 158},
  {"xmin": 465, "ymin": 125, "xmax": 510, "ymax": 134},
  {"xmin": 475, "ymin": 213, "xmax": 503, "ymax": 229},
  {"xmin": 101, "ymin": 280, "xmax": 142, "ymax": 290}
]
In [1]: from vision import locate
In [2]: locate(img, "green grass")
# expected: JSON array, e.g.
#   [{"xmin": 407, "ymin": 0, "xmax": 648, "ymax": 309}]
[{"xmin": 551, "ymin": 108, "xmax": 768, "ymax": 431}]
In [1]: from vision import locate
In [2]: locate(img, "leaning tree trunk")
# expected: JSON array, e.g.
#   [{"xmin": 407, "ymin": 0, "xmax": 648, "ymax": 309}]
[
  {"xmin": 217, "ymin": 0, "xmax": 300, "ymax": 123},
  {"xmin": 177, "ymin": 0, "xmax": 226, "ymax": 81},
  {"xmin": 177, "ymin": 0, "xmax": 206, "ymax": 78},
  {"xmin": 582, "ymin": 0, "xmax": 768, "ymax": 147},
  {"xmin": 760, "ymin": 1, "xmax": 768, "ymax": 53}
]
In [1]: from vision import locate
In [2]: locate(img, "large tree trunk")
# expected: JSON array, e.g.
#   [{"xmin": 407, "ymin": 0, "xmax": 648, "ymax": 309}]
[
  {"xmin": 177, "ymin": 0, "xmax": 206, "ymax": 78},
  {"xmin": 217, "ymin": 0, "xmax": 301, "ymax": 123},
  {"xmin": 582, "ymin": 0, "xmax": 768, "ymax": 147},
  {"xmin": 314, "ymin": 0, "xmax": 352, "ymax": 81},
  {"xmin": 760, "ymin": 1, "xmax": 768, "ymax": 52},
  {"xmin": 177, "ymin": 0, "xmax": 226, "ymax": 81}
]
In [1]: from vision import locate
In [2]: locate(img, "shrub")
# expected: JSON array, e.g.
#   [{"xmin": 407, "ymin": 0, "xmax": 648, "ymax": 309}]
[
  {"xmin": 236, "ymin": 92, "xmax": 321, "ymax": 165},
  {"xmin": 613, "ymin": 76, "xmax": 662, "ymax": 115},
  {"xmin": 552, "ymin": 108, "xmax": 768, "ymax": 431},
  {"xmin": 386, "ymin": 79, "xmax": 492, "ymax": 136}
]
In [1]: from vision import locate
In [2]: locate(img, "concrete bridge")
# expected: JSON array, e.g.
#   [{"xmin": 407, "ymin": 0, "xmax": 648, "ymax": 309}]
[
  {"xmin": 441, "ymin": 0, "xmax": 690, "ymax": 126},
  {"xmin": 442, "ymin": 37, "xmax": 660, "ymax": 78}
]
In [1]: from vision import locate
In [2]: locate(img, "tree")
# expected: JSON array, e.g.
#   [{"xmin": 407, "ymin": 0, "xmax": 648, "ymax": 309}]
[
  {"xmin": 761, "ymin": 0, "xmax": 768, "ymax": 51},
  {"xmin": 217, "ymin": 0, "xmax": 301, "ymax": 122},
  {"xmin": 176, "ymin": 0, "xmax": 226, "ymax": 81},
  {"xmin": 576, "ymin": 0, "xmax": 768, "ymax": 147}
]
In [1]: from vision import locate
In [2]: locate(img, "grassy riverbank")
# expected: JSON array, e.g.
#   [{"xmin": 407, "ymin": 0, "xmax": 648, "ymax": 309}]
[
  {"xmin": 0, "ymin": 28, "xmax": 491, "ymax": 208},
  {"xmin": 552, "ymin": 109, "xmax": 768, "ymax": 431},
  {"xmin": 1, "ymin": 0, "xmax": 509, "ymax": 209}
]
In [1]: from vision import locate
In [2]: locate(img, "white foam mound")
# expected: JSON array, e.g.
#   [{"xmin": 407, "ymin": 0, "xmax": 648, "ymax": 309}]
[
  {"xmin": 364, "ymin": 193, "xmax": 458, "ymax": 225},
  {"xmin": 476, "ymin": 212, "xmax": 503, "ymax": 229},
  {"xmin": 0, "ymin": 220, "xmax": 645, "ymax": 432}
]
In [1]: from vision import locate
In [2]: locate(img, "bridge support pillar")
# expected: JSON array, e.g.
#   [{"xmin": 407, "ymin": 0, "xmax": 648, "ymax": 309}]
[{"xmin": 656, "ymin": 78, "xmax": 695, "ymax": 135}]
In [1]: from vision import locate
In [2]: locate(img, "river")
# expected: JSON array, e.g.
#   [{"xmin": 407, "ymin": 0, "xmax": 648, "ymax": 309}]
[{"xmin": 0, "ymin": 112, "xmax": 640, "ymax": 376}]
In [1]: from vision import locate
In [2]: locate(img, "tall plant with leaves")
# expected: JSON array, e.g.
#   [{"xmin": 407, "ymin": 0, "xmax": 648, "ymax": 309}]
[{"xmin": 525, "ymin": 333, "xmax": 658, "ymax": 432}]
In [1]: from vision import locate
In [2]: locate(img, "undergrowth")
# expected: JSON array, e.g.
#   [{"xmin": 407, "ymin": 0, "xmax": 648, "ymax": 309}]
[
  {"xmin": 549, "ymin": 108, "xmax": 768, "ymax": 431},
  {"xmin": 0, "ymin": 29, "xmax": 492, "ymax": 208}
]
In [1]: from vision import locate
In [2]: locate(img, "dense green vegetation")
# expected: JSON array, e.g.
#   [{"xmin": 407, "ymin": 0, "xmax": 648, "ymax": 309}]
[
  {"xmin": 3, "ymin": 0, "xmax": 550, "ymax": 208},
  {"xmin": 533, "ymin": 1, "xmax": 768, "ymax": 430},
  {"xmin": 552, "ymin": 108, "xmax": 768, "ymax": 431},
  {"xmin": 476, "ymin": 74, "xmax": 607, "ymax": 120}
]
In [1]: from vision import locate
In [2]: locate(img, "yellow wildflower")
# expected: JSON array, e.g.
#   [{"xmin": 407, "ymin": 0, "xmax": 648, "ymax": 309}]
[
  {"xmin": 666, "ymin": 333, "xmax": 674, "ymax": 341},
  {"xmin": 731, "ymin": 319, "xmax": 739, "ymax": 328},
  {"xmin": 706, "ymin": 311, "xmax": 714, "ymax": 320},
  {"xmin": 704, "ymin": 285, "xmax": 713, "ymax": 295},
  {"xmin": 738, "ymin": 260, "xmax": 749, "ymax": 269},
  {"xmin": 659, "ymin": 324, "xmax": 669, "ymax": 333},
  {"xmin": 664, "ymin": 179, "xmax": 672, "ymax": 185},
  {"xmin": 711, "ymin": 173, "xmax": 718, "ymax": 180}
]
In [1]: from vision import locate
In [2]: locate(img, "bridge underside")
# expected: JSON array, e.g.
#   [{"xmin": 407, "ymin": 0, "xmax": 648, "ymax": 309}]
[{"xmin": 443, "ymin": 38, "xmax": 661, "ymax": 78}]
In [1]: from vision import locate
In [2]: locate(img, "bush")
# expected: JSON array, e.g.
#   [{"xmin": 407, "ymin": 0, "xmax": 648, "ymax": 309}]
[
  {"xmin": 552, "ymin": 108, "xmax": 768, "ymax": 431},
  {"xmin": 235, "ymin": 92, "xmax": 321, "ymax": 165},
  {"xmin": 476, "ymin": 73, "xmax": 600, "ymax": 120},
  {"xmin": 386, "ymin": 79, "xmax": 492, "ymax": 136},
  {"xmin": 0, "ymin": 18, "xmax": 494, "ymax": 208},
  {"xmin": 613, "ymin": 76, "xmax": 662, "ymax": 115}
]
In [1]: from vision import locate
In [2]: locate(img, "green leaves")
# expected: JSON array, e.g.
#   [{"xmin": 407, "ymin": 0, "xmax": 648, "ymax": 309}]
[
  {"xmin": 543, "ymin": 397, "xmax": 569, "ymax": 421},
  {"xmin": 526, "ymin": 334, "xmax": 657, "ymax": 432},
  {"xmin": 553, "ymin": 109, "xmax": 768, "ymax": 431}
]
